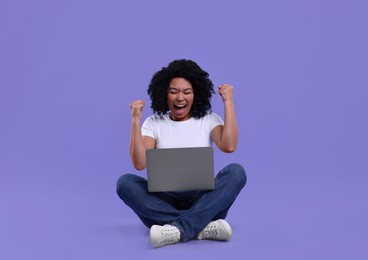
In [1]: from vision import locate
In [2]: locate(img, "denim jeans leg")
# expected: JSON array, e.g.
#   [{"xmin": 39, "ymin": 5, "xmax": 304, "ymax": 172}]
[
  {"xmin": 116, "ymin": 174, "xmax": 189, "ymax": 228},
  {"xmin": 171, "ymin": 163, "xmax": 247, "ymax": 241}
]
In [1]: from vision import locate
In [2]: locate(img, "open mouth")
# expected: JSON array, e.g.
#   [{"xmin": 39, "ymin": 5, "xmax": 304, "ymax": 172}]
[{"xmin": 174, "ymin": 104, "xmax": 186, "ymax": 111}]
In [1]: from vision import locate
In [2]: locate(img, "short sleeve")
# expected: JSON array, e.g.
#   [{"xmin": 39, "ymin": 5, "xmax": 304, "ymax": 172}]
[
  {"xmin": 141, "ymin": 116, "xmax": 156, "ymax": 139},
  {"xmin": 208, "ymin": 113, "xmax": 224, "ymax": 131}
]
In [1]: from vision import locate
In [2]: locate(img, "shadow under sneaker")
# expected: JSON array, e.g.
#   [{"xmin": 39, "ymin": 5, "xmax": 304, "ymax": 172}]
[
  {"xmin": 197, "ymin": 219, "xmax": 233, "ymax": 240},
  {"xmin": 150, "ymin": 224, "xmax": 181, "ymax": 248}
]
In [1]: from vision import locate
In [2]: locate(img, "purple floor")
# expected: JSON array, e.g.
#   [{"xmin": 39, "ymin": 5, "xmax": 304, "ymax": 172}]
[{"xmin": 1, "ymin": 162, "xmax": 367, "ymax": 259}]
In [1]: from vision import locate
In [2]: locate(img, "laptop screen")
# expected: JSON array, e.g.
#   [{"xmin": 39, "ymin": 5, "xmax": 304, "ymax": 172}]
[{"xmin": 146, "ymin": 147, "xmax": 215, "ymax": 192}]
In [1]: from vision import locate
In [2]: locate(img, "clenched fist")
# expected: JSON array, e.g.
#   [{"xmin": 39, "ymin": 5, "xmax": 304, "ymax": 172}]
[
  {"xmin": 130, "ymin": 100, "xmax": 145, "ymax": 120},
  {"xmin": 218, "ymin": 84, "xmax": 234, "ymax": 104}
]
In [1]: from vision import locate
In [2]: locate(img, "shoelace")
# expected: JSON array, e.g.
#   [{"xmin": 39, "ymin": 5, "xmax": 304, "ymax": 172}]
[
  {"xmin": 202, "ymin": 224, "xmax": 219, "ymax": 238},
  {"xmin": 159, "ymin": 228, "xmax": 180, "ymax": 244}
]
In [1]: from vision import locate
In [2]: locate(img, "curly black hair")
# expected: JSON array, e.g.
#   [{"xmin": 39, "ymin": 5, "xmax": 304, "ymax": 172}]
[{"xmin": 147, "ymin": 59, "xmax": 215, "ymax": 118}]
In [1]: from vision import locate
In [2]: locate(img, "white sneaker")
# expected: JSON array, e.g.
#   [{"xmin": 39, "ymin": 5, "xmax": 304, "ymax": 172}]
[
  {"xmin": 197, "ymin": 219, "xmax": 233, "ymax": 240},
  {"xmin": 150, "ymin": 224, "xmax": 181, "ymax": 248}
]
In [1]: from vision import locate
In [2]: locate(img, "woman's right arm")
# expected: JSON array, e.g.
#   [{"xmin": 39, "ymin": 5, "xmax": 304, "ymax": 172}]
[{"xmin": 129, "ymin": 100, "xmax": 155, "ymax": 170}]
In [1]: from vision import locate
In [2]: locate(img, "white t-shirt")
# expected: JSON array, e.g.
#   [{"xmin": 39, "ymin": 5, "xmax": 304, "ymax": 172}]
[{"xmin": 141, "ymin": 113, "xmax": 224, "ymax": 148}]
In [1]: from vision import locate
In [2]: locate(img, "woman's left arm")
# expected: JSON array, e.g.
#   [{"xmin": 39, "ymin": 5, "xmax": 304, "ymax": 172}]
[{"xmin": 211, "ymin": 84, "xmax": 239, "ymax": 153}]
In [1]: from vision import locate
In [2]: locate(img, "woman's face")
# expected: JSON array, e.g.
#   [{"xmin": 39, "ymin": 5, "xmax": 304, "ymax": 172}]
[{"xmin": 167, "ymin": 77, "xmax": 194, "ymax": 121}]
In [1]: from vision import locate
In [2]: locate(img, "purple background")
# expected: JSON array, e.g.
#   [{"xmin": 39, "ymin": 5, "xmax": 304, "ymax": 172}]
[{"xmin": 1, "ymin": 0, "xmax": 367, "ymax": 259}]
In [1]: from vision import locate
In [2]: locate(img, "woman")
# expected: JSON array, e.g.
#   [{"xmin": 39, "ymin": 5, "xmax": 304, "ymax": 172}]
[{"xmin": 116, "ymin": 59, "xmax": 246, "ymax": 248}]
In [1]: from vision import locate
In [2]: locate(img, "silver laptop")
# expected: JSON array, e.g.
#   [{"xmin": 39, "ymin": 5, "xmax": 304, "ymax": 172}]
[{"xmin": 146, "ymin": 147, "xmax": 215, "ymax": 192}]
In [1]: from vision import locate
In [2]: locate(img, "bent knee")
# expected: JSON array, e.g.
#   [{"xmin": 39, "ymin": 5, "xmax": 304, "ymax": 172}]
[
  {"xmin": 116, "ymin": 174, "xmax": 139, "ymax": 198},
  {"xmin": 226, "ymin": 163, "xmax": 247, "ymax": 187}
]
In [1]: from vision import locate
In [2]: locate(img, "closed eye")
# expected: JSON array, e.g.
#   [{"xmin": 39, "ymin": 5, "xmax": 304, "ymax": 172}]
[{"xmin": 168, "ymin": 88, "xmax": 193, "ymax": 95}]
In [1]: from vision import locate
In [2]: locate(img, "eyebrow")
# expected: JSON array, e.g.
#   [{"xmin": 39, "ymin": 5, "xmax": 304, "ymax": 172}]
[{"xmin": 168, "ymin": 87, "xmax": 193, "ymax": 91}]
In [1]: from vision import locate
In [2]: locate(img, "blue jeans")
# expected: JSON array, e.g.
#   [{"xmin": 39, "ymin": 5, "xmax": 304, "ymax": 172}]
[{"xmin": 116, "ymin": 163, "xmax": 246, "ymax": 242}]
